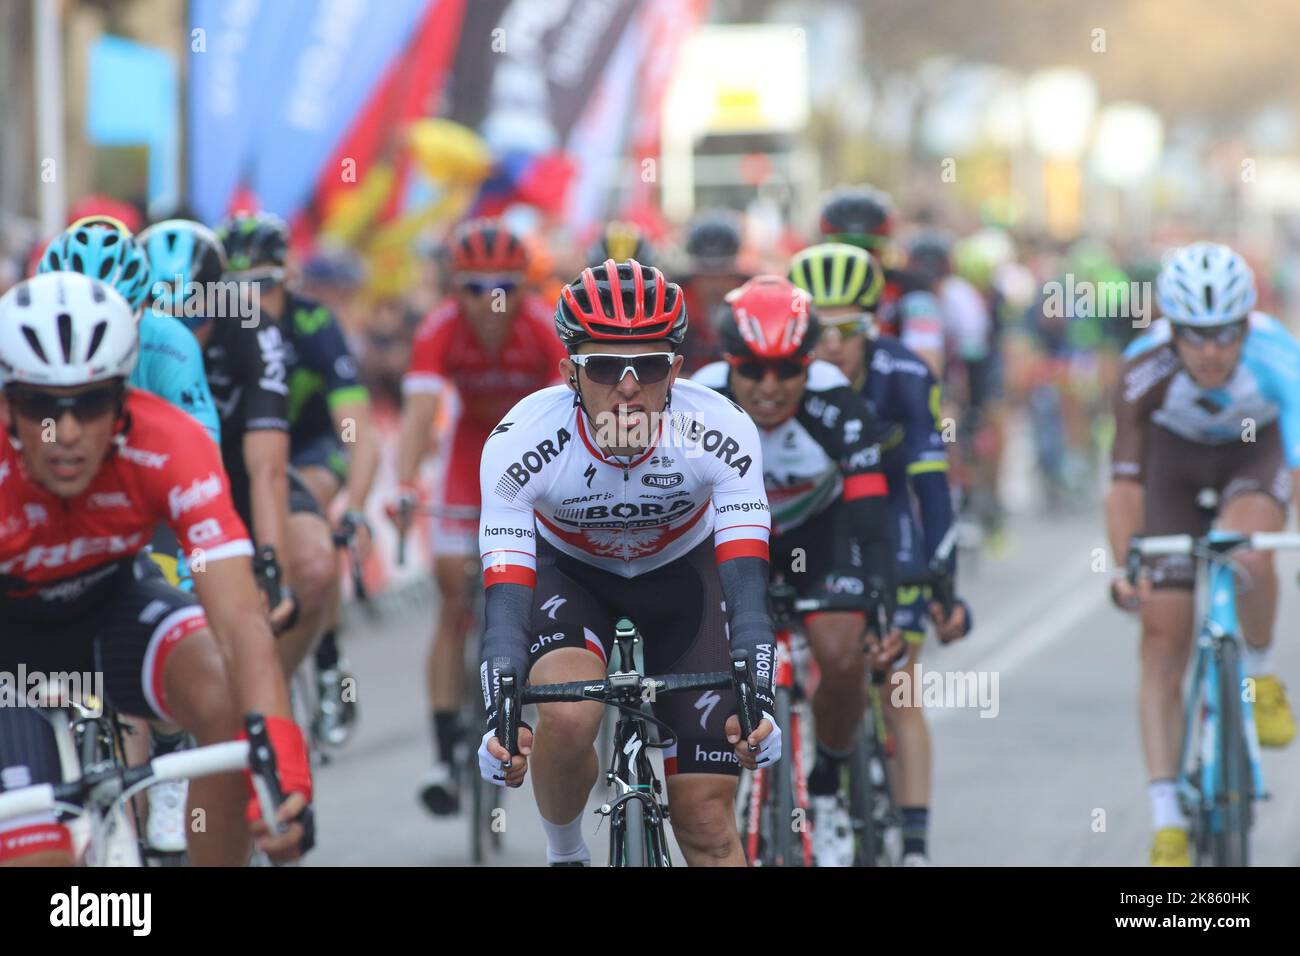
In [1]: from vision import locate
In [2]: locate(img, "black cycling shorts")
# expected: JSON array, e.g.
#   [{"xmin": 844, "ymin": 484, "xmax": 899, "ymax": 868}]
[
  {"xmin": 528, "ymin": 535, "xmax": 742, "ymax": 777},
  {"xmin": 288, "ymin": 467, "xmax": 324, "ymax": 517},
  {"xmin": 768, "ymin": 500, "xmax": 868, "ymax": 610},
  {"xmin": 291, "ymin": 431, "xmax": 349, "ymax": 487},
  {"xmin": 0, "ymin": 559, "xmax": 211, "ymax": 855}
]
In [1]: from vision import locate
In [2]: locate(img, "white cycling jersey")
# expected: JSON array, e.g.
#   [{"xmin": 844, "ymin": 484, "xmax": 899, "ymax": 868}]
[{"xmin": 478, "ymin": 379, "xmax": 771, "ymax": 583}]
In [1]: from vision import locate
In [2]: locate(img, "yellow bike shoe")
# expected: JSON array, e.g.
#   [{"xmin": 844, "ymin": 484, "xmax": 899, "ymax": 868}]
[
  {"xmin": 1252, "ymin": 674, "xmax": 1297, "ymax": 748},
  {"xmin": 1150, "ymin": 827, "xmax": 1190, "ymax": 867}
]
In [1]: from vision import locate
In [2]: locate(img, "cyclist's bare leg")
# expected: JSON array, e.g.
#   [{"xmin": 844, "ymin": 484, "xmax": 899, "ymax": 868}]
[
  {"xmin": 429, "ymin": 555, "xmax": 474, "ymax": 713},
  {"xmin": 1218, "ymin": 492, "xmax": 1285, "ymax": 651},
  {"xmin": 277, "ymin": 512, "xmax": 338, "ymax": 675},
  {"xmin": 1137, "ymin": 590, "xmax": 1196, "ymax": 780},
  {"xmin": 528, "ymin": 648, "xmax": 605, "ymax": 829},
  {"xmin": 0, "ymin": 849, "xmax": 70, "ymax": 867},
  {"xmin": 161, "ymin": 626, "xmax": 251, "ymax": 867},
  {"xmin": 665, "ymin": 773, "xmax": 745, "ymax": 866},
  {"xmin": 806, "ymin": 612, "xmax": 868, "ymax": 752},
  {"xmin": 882, "ymin": 643, "xmax": 931, "ymax": 807}
]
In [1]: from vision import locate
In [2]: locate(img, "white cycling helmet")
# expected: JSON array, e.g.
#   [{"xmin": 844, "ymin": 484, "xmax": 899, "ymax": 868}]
[
  {"xmin": 1156, "ymin": 242, "xmax": 1257, "ymax": 327},
  {"xmin": 0, "ymin": 272, "xmax": 138, "ymax": 387}
]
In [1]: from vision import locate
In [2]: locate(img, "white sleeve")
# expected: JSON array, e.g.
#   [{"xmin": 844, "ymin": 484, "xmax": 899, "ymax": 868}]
[
  {"xmin": 704, "ymin": 400, "xmax": 771, "ymax": 563},
  {"xmin": 478, "ymin": 416, "xmax": 542, "ymax": 590}
]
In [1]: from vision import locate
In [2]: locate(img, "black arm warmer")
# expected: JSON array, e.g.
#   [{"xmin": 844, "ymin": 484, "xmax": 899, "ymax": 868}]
[
  {"xmin": 716, "ymin": 556, "xmax": 777, "ymax": 712},
  {"xmin": 480, "ymin": 582, "xmax": 534, "ymax": 726}
]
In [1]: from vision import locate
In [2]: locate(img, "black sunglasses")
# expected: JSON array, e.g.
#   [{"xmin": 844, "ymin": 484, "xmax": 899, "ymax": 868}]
[
  {"xmin": 729, "ymin": 358, "xmax": 809, "ymax": 381},
  {"xmin": 7, "ymin": 383, "xmax": 123, "ymax": 424},
  {"xmin": 459, "ymin": 278, "xmax": 518, "ymax": 297},
  {"xmin": 571, "ymin": 352, "xmax": 674, "ymax": 386}
]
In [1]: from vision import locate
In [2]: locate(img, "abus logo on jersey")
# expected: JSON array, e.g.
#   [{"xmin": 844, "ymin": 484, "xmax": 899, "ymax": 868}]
[
  {"xmin": 168, "ymin": 472, "xmax": 222, "ymax": 519},
  {"xmin": 642, "ymin": 472, "xmax": 683, "ymax": 489},
  {"xmin": 0, "ymin": 533, "xmax": 145, "ymax": 574},
  {"xmin": 494, "ymin": 428, "xmax": 570, "ymax": 501}
]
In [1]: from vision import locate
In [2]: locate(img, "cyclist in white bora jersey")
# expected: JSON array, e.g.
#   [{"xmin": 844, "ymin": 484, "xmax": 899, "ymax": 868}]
[{"xmin": 476, "ymin": 259, "xmax": 780, "ymax": 866}]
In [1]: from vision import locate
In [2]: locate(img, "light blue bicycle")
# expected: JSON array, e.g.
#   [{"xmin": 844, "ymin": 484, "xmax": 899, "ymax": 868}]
[{"xmin": 1127, "ymin": 492, "xmax": 1299, "ymax": 866}]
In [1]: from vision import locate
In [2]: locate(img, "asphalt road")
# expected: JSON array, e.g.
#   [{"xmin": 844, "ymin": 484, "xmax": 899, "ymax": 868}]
[{"xmin": 306, "ymin": 423, "xmax": 1300, "ymax": 867}]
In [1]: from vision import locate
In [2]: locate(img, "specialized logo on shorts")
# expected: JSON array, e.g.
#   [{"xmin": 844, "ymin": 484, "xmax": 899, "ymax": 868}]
[
  {"xmin": 695, "ymin": 690, "xmax": 721, "ymax": 730},
  {"xmin": 642, "ymin": 472, "xmax": 684, "ymax": 489},
  {"xmin": 494, "ymin": 427, "xmax": 571, "ymax": 501},
  {"xmin": 541, "ymin": 594, "xmax": 566, "ymax": 620},
  {"xmin": 168, "ymin": 472, "xmax": 222, "ymax": 519},
  {"xmin": 118, "ymin": 445, "xmax": 170, "ymax": 469}
]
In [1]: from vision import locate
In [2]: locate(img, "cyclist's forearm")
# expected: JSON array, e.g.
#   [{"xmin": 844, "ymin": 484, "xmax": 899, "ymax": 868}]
[
  {"xmin": 911, "ymin": 469, "xmax": 955, "ymax": 566},
  {"xmin": 396, "ymin": 394, "xmax": 438, "ymax": 486},
  {"xmin": 247, "ymin": 463, "xmax": 292, "ymax": 588},
  {"xmin": 481, "ymin": 582, "xmax": 534, "ymax": 725},
  {"xmin": 337, "ymin": 405, "xmax": 381, "ymax": 512},
  {"xmin": 1106, "ymin": 479, "xmax": 1144, "ymax": 563},
  {"xmin": 1290, "ymin": 468, "xmax": 1300, "ymax": 525},
  {"xmin": 845, "ymin": 495, "xmax": 896, "ymax": 589},
  {"xmin": 717, "ymin": 556, "xmax": 776, "ymax": 708}
]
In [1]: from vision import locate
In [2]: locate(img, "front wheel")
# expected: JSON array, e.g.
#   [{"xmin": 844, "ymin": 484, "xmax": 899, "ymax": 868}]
[
  {"xmin": 768, "ymin": 687, "xmax": 799, "ymax": 866},
  {"xmin": 1214, "ymin": 640, "xmax": 1252, "ymax": 867},
  {"xmin": 620, "ymin": 797, "xmax": 646, "ymax": 867}
]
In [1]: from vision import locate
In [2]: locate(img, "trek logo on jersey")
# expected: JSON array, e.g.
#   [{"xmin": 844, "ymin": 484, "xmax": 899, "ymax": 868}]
[
  {"xmin": 88, "ymin": 492, "xmax": 131, "ymax": 510},
  {"xmin": 168, "ymin": 472, "xmax": 223, "ymax": 519},
  {"xmin": 257, "ymin": 327, "xmax": 288, "ymax": 395},
  {"xmin": 118, "ymin": 445, "xmax": 170, "ymax": 469},
  {"xmin": 642, "ymin": 472, "xmax": 684, "ymax": 489},
  {"xmin": 494, "ymin": 428, "xmax": 571, "ymax": 501},
  {"xmin": 0, "ymin": 533, "xmax": 145, "ymax": 574}
]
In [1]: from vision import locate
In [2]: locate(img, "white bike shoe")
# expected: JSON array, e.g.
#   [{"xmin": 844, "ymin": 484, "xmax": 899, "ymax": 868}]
[{"xmin": 811, "ymin": 794, "xmax": 855, "ymax": 867}]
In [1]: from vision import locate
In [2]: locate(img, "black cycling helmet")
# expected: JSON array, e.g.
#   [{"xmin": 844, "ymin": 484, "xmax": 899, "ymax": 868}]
[
  {"xmin": 819, "ymin": 185, "xmax": 894, "ymax": 251},
  {"xmin": 587, "ymin": 221, "xmax": 655, "ymax": 268},
  {"xmin": 906, "ymin": 229, "xmax": 952, "ymax": 282},
  {"xmin": 216, "ymin": 211, "xmax": 290, "ymax": 273},
  {"xmin": 556, "ymin": 259, "xmax": 687, "ymax": 351},
  {"xmin": 685, "ymin": 210, "xmax": 742, "ymax": 271}
]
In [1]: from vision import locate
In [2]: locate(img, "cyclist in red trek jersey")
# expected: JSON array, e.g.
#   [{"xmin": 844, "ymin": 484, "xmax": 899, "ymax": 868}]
[
  {"xmin": 389, "ymin": 218, "xmax": 567, "ymax": 815},
  {"xmin": 0, "ymin": 273, "xmax": 312, "ymax": 866}
]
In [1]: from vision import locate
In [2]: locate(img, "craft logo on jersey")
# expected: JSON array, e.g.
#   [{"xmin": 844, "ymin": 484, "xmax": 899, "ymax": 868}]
[
  {"xmin": 642, "ymin": 472, "xmax": 684, "ymax": 489},
  {"xmin": 169, "ymin": 472, "xmax": 223, "ymax": 519},
  {"xmin": 494, "ymin": 427, "xmax": 570, "ymax": 501}
]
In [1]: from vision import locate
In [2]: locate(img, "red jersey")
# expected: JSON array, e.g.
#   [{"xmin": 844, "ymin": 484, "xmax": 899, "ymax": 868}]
[
  {"xmin": 403, "ymin": 295, "xmax": 567, "ymax": 433},
  {"xmin": 0, "ymin": 389, "xmax": 253, "ymax": 623}
]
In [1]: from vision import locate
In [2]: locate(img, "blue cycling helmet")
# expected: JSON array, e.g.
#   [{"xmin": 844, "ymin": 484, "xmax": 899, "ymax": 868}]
[
  {"xmin": 38, "ymin": 216, "xmax": 152, "ymax": 314},
  {"xmin": 138, "ymin": 219, "xmax": 228, "ymax": 327}
]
